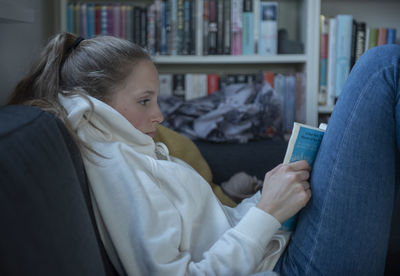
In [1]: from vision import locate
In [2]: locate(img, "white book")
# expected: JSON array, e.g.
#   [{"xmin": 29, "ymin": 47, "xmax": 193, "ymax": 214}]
[
  {"xmin": 326, "ymin": 17, "xmax": 337, "ymax": 107},
  {"xmin": 159, "ymin": 74, "xmax": 173, "ymax": 96},
  {"xmin": 258, "ymin": 1, "xmax": 278, "ymax": 56}
]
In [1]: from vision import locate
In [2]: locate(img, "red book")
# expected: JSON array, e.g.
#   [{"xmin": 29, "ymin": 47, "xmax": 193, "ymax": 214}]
[
  {"xmin": 378, "ymin": 28, "xmax": 387, "ymax": 46},
  {"xmin": 263, "ymin": 71, "xmax": 274, "ymax": 88},
  {"xmin": 207, "ymin": 74, "xmax": 219, "ymax": 95},
  {"xmin": 95, "ymin": 5, "xmax": 101, "ymax": 35}
]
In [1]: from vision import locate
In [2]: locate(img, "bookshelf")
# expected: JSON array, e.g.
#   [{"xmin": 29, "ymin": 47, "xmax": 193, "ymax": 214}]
[
  {"xmin": 58, "ymin": 0, "xmax": 320, "ymax": 127},
  {"xmin": 318, "ymin": 0, "xmax": 400, "ymax": 121}
]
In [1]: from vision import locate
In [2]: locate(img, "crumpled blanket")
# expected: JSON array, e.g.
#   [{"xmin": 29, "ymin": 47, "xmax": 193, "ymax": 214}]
[{"xmin": 158, "ymin": 79, "xmax": 283, "ymax": 143}]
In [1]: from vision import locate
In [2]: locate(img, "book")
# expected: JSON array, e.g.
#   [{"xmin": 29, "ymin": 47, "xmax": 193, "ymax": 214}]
[
  {"xmin": 159, "ymin": 74, "xmax": 173, "ymax": 96},
  {"xmin": 208, "ymin": 0, "xmax": 218, "ymax": 54},
  {"xmin": 231, "ymin": 0, "xmax": 243, "ymax": 55},
  {"xmin": 216, "ymin": 0, "xmax": 224, "ymax": 54},
  {"xmin": 203, "ymin": 0, "xmax": 209, "ymax": 55},
  {"xmin": 326, "ymin": 17, "xmax": 337, "ymax": 107},
  {"xmin": 335, "ymin": 14, "xmax": 353, "ymax": 98},
  {"xmin": 196, "ymin": 0, "xmax": 204, "ymax": 55},
  {"xmin": 318, "ymin": 15, "xmax": 329, "ymax": 106},
  {"xmin": 354, "ymin": 22, "xmax": 366, "ymax": 63},
  {"xmin": 208, "ymin": 74, "xmax": 220, "ymax": 95},
  {"xmin": 242, "ymin": 0, "xmax": 254, "ymax": 55},
  {"xmin": 258, "ymin": 1, "xmax": 278, "ymax": 56},
  {"xmin": 223, "ymin": 0, "xmax": 231, "ymax": 54},
  {"xmin": 387, "ymin": 28, "xmax": 397, "ymax": 44},
  {"xmin": 183, "ymin": 0, "xmax": 191, "ymax": 55},
  {"xmin": 377, "ymin": 27, "xmax": 387, "ymax": 46},
  {"xmin": 281, "ymin": 122, "xmax": 326, "ymax": 230},
  {"xmin": 368, "ymin": 28, "xmax": 378, "ymax": 49}
]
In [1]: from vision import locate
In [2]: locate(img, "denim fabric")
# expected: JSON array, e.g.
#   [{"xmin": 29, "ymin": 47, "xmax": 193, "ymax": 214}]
[{"xmin": 275, "ymin": 44, "xmax": 400, "ymax": 275}]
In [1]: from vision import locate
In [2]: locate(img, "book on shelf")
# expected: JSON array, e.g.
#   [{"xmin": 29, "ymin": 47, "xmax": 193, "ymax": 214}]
[
  {"xmin": 258, "ymin": 1, "xmax": 278, "ymax": 56},
  {"xmin": 231, "ymin": 0, "xmax": 243, "ymax": 55},
  {"xmin": 281, "ymin": 122, "xmax": 326, "ymax": 230},
  {"xmin": 318, "ymin": 15, "xmax": 329, "ymax": 106},
  {"xmin": 319, "ymin": 13, "xmax": 398, "ymax": 110},
  {"xmin": 159, "ymin": 74, "xmax": 173, "ymax": 96},
  {"xmin": 242, "ymin": 0, "xmax": 254, "ymax": 55},
  {"xmin": 208, "ymin": 0, "xmax": 218, "ymax": 54}
]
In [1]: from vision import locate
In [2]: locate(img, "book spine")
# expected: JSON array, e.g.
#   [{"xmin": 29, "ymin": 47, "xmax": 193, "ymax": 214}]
[
  {"xmin": 140, "ymin": 7, "xmax": 147, "ymax": 48},
  {"xmin": 387, "ymin": 28, "xmax": 397, "ymax": 44},
  {"xmin": 223, "ymin": 0, "xmax": 231, "ymax": 54},
  {"xmin": 378, "ymin": 27, "xmax": 387, "ymax": 46},
  {"xmin": 95, "ymin": 4, "xmax": 101, "ymax": 36},
  {"xmin": 326, "ymin": 18, "xmax": 337, "ymax": 107},
  {"xmin": 349, "ymin": 20, "xmax": 357, "ymax": 69},
  {"xmin": 335, "ymin": 14, "xmax": 353, "ymax": 98},
  {"xmin": 113, "ymin": 4, "xmax": 121, "ymax": 38},
  {"xmin": 159, "ymin": 74, "xmax": 173, "ymax": 96},
  {"xmin": 208, "ymin": 0, "xmax": 218, "ymax": 54},
  {"xmin": 354, "ymin": 22, "xmax": 366, "ymax": 63},
  {"xmin": 263, "ymin": 71, "xmax": 274, "ymax": 88},
  {"xmin": 231, "ymin": 0, "xmax": 243, "ymax": 55},
  {"xmin": 242, "ymin": 0, "xmax": 254, "ymax": 55},
  {"xmin": 147, "ymin": 4, "xmax": 156, "ymax": 55},
  {"xmin": 161, "ymin": 0, "xmax": 168, "ymax": 54},
  {"xmin": 67, "ymin": 3, "xmax": 74, "ymax": 33},
  {"xmin": 207, "ymin": 74, "xmax": 220, "ymax": 94},
  {"xmin": 258, "ymin": 1, "xmax": 278, "ymax": 56},
  {"xmin": 183, "ymin": 0, "xmax": 191, "ymax": 55},
  {"xmin": 80, "ymin": 3, "xmax": 88, "ymax": 38},
  {"xmin": 126, "ymin": 5, "xmax": 133, "ymax": 41},
  {"xmin": 74, "ymin": 3, "xmax": 80, "ymax": 35},
  {"xmin": 173, "ymin": 74, "xmax": 186, "ymax": 99},
  {"xmin": 120, "ymin": 5, "xmax": 126, "ymax": 39},
  {"xmin": 133, "ymin": 7, "xmax": 142, "ymax": 45},
  {"xmin": 196, "ymin": 0, "xmax": 204, "ymax": 56},
  {"xmin": 368, "ymin": 28, "xmax": 378, "ymax": 49},
  {"xmin": 216, "ymin": 0, "xmax": 224, "ymax": 54},
  {"xmin": 190, "ymin": 0, "xmax": 196, "ymax": 55},
  {"xmin": 253, "ymin": 0, "xmax": 259, "ymax": 54},
  {"xmin": 87, "ymin": 4, "xmax": 95, "ymax": 38},
  {"xmin": 154, "ymin": 0, "xmax": 162, "ymax": 54},
  {"xmin": 318, "ymin": 15, "xmax": 328, "ymax": 106},
  {"xmin": 177, "ymin": 0, "xmax": 184, "ymax": 54},
  {"xmin": 199, "ymin": 74, "xmax": 208, "ymax": 98},
  {"xmin": 203, "ymin": 0, "xmax": 209, "ymax": 55},
  {"xmin": 170, "ymin": 0, "xmax": 178, "ymax": 55},
  {"xmin": 107, "ymin": 5, "xmax": 114, "ymax": 37},
  {"xmin": 166, "ymin": 0, "xmax": 173, "ymax": 55},
  {"xmin": 100, "ymin": 5, "xmax": 107, "ymax": 35}
]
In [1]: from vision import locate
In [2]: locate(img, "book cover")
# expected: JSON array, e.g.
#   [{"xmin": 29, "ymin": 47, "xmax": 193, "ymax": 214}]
[
  {"xmin": 282, "ymin": 122, "xmax": 326, "ymax": 230},
  {"xmin": 378, "ymin": 27, "xmax": 387, "ymax": 46},
  {"xmin": 223, "ymin": 0, "xmax": 231, "ymax": 54},
  {"xmin": 326, "ymin": 18, "xmax": 337, "ymax": 107},
  {"xmin": 387, "ymin": 28, "xmax": 397, "ymax": 44},
  {"xmin": 335, "ymin": 14, "xmax": 353, "ymax": 98},
  {"xmin": 258, "ymin": 1, "xmax": 278, "ymax": 56},
  {"xmin": 242, "ymin": 0, "xmax": 254, "ymax": 55},
  {"xmin": 231, "ymin": 0, "xmax": 243, "ymax": 55}
]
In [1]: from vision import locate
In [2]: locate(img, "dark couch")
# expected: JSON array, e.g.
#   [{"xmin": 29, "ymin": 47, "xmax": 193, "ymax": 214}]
[{"xmin": 1, "ymin": 105, "xmax": 399, "ymax": 275}]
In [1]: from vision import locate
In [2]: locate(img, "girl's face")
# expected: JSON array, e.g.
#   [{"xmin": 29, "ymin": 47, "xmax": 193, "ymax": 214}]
[{"xmin": 109, "ymin": 59, "xmax": 164, "ymax": 138}]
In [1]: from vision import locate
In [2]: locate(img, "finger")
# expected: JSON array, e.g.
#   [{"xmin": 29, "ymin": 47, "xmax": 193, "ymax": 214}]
[
  {"xmin": 300, "ymin": 181, "xmax": 310, "ymax": 191},
  {"xmin": 288, "ymin": 160, "xmax": 311, "ymax": 171},
  {"xmin": 296, "ymin": 170, "xmax": 310, "ymax": 181}
]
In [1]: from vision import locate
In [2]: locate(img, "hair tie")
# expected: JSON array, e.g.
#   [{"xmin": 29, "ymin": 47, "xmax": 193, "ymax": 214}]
[{"xmin": 71, "ymin": 36, "xmax": 85, "ymax": 49}]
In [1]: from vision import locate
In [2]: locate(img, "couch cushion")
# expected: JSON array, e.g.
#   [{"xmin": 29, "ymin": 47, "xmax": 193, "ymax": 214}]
[{"xmin": 0, "ymin": 105, "xmax": 115, "ymax": 276}]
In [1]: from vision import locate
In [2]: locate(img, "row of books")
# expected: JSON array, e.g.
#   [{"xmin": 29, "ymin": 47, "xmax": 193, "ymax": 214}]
[
  {"xmin": 318, "ymin": 14, "xmax": 398, "ymax": 107},
  {"xmin": 66, "ymin": 0, "xmax": 279, "ymax": 56},
  {"xmin": 160, "ymin": 71, "xmax": 306, "ymax": 133}
]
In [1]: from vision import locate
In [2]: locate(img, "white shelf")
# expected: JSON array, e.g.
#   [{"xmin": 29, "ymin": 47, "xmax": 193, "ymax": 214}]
[
  {"xmin": 153, "ymin": 54, "xmax": 308, "ymax": 64},
  {"xmin": 0, "ymin": 1, "xmax": 34, "ymax": 23}
]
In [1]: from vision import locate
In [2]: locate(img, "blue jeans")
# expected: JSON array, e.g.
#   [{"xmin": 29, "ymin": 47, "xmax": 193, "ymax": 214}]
[{"xmin": 274, "ymin": 44, "xmax": 400, "ymax": 275}]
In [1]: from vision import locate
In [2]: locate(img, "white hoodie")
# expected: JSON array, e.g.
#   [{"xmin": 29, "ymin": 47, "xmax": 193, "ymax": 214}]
[{"xmin": 59, "ymin": 94, "xmax": 290, "ymax": 276}]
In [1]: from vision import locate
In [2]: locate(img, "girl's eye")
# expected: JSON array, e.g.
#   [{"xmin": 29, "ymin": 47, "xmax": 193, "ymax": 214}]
[{"xmin": 139, "ymin": 99, "xmax": 150, "ymax": 106}]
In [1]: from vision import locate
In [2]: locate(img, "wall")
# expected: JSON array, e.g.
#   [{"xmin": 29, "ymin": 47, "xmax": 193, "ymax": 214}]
[{"xmin": 0, "ymin": 0, "xmax": 56, "ymax": 105}]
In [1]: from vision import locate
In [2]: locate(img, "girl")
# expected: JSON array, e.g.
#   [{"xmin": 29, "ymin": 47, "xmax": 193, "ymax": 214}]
[{"xmin": 8, "ymin": 32, "xmax": 400, "ymax": 275}]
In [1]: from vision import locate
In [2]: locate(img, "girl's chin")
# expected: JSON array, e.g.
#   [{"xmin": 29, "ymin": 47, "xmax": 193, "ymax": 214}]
[{"xmin": 146, "ymin": 132, "xmax": 155, "ymax": 138}]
